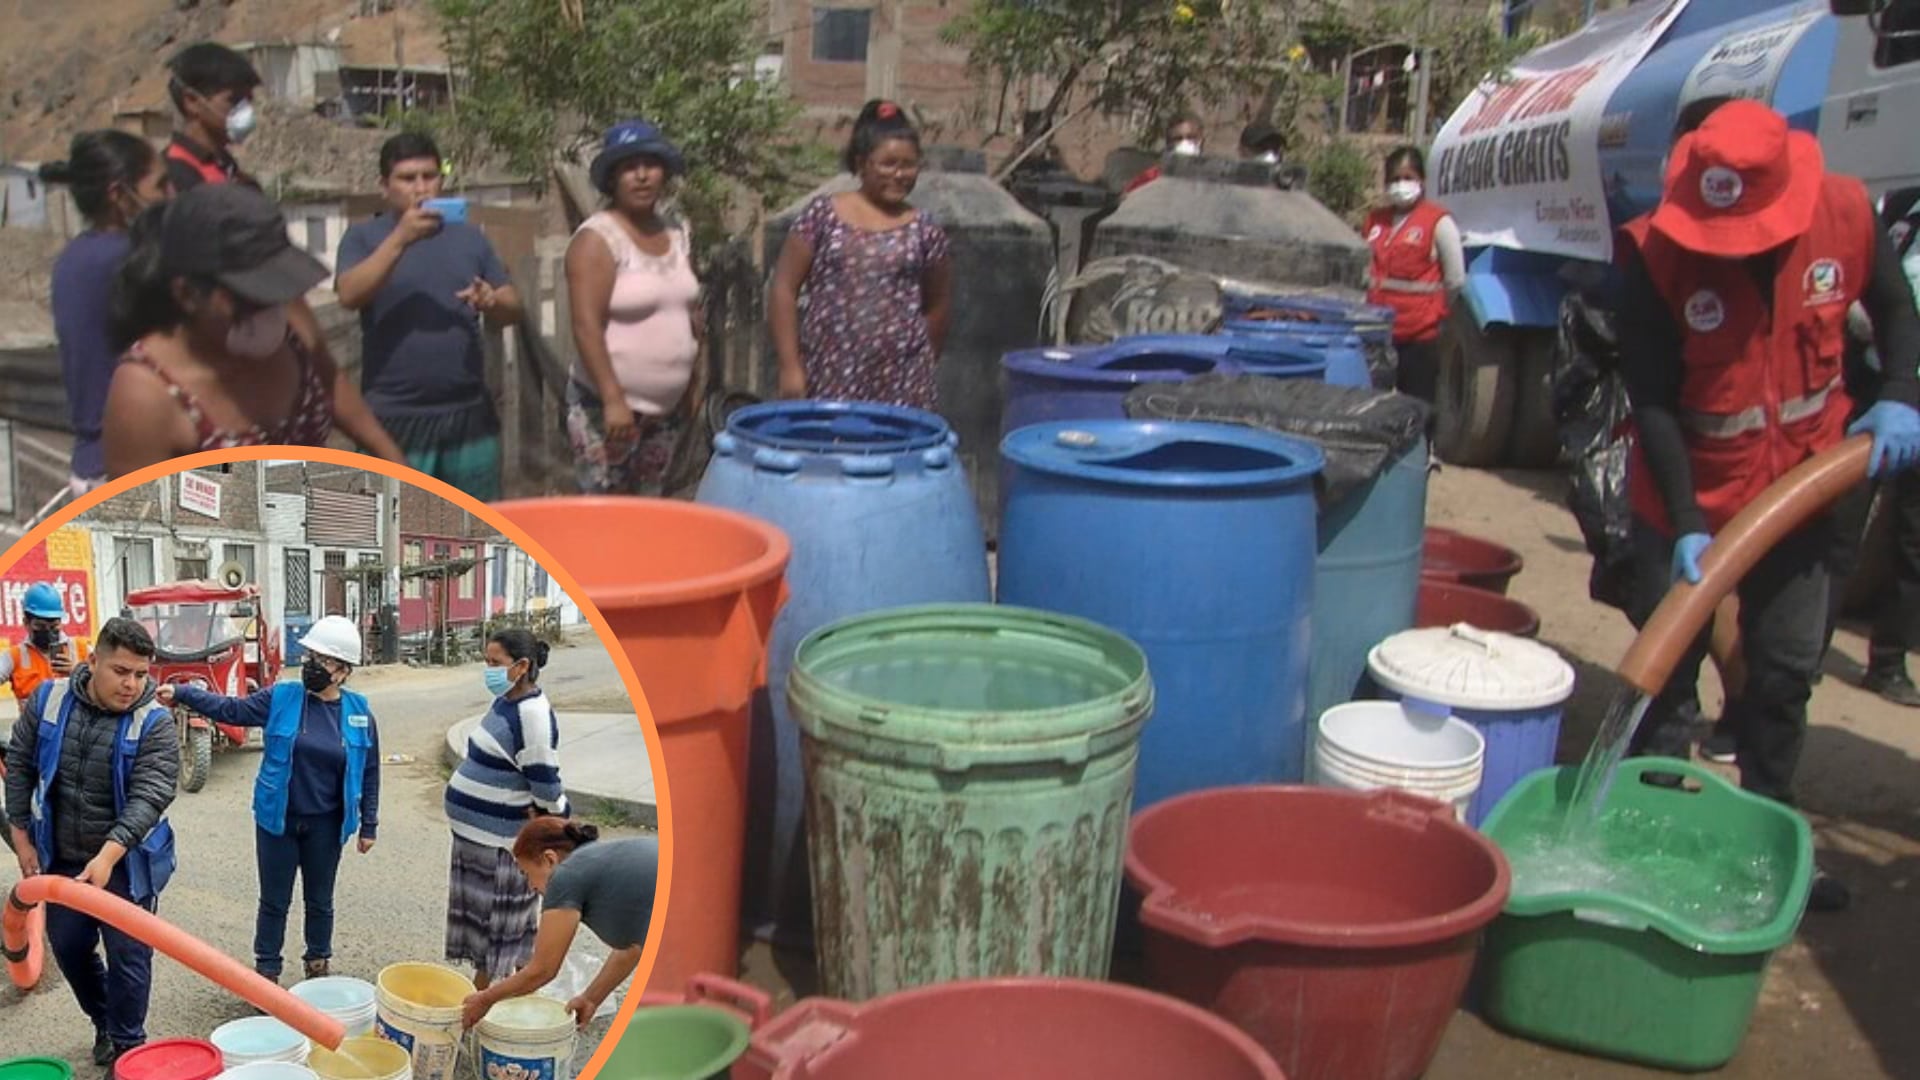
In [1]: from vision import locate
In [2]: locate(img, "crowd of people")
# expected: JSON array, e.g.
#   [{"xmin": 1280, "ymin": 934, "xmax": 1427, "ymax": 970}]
[{"xmin": 3, "ymin": 595, "xmax": 657, "ymax": 1067}]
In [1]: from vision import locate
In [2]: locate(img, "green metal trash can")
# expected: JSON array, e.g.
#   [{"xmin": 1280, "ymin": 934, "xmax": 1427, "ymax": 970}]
[{"xmin": 790, "ymin": 603, "xmax": 1154, "ymax": 1001}]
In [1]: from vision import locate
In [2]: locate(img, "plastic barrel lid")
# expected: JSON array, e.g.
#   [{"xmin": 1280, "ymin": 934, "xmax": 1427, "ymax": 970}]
[
  {"xmin": 1367, "ymin": 624, "xmax": 1575, "ymax": 711},
  {"xmin": 112, "ymin": 1040, "xmax": 224, "ymax": 1080},
  {"xmin": 0, "ymin": 1059, "xmax": 73, "ymax": 1080}
]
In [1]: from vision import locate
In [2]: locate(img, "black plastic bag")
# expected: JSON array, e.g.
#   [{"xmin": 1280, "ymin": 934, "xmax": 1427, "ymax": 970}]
[
  {"xmin": 1124, "ymin": 374, "xmax": 1430, "ymax": 507},
  {"xmin": 1554, "ymin": 289, "xmax": 1635, "ymax": 612}
]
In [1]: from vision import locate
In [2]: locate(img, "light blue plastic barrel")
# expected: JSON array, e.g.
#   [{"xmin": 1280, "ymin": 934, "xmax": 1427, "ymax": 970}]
[
  {"xmin": 695, "ymin": 400, "xmax": 992, "ymax": 945},
  {"xmin": 1365, "ymin": 623, "xmax": 1576, "ymax": 827},
  {"xmin": 1305, "ymin": 439, "xmax": 1430, "ymax": 729},
  {"xmin": 998, "ymin": 419, "xmax": 1324, "ymax": 806}
]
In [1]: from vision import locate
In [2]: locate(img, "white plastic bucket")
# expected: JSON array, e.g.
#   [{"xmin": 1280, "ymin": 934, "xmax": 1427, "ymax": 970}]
[
  {"xmin": 290, "ymin": 977, "xmax": 381, "ymax": 1039},
  {"xmin": 211, "ymin": 1018, "xmax": 313, "ymax": 1069},
  {"xmin": 1313, "ymin": 701, "xmax": 1486, "ymax": 821},
  {"xmin": 476, "ymin": 996, "xmax": 578, "ymax": 1080},
  {"xmin": 373, "ymin": 964, "xmax": 474, "ymax": 1080},
  {"xmin": 217, "ymin": 1064, "xmax": 318, "ymax": 1080},
  {"xmin": 308, "ymin": 1035, "xmax": 413, "ymax": 1080}
]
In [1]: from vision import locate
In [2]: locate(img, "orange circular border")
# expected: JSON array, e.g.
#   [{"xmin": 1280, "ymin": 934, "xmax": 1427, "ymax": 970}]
[{"xmin": 0, "ymin": 446, "xmax": 673, "ymax": 1077}]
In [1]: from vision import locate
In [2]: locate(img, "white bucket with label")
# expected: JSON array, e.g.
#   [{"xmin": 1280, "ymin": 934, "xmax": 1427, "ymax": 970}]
[
  {"xmin": 216, "ymin": 1063, "xmax": 319, "ymax": 1080},
  {"xmin": 373, "ymin": 963, "xmax": 474, "ymax": 1080},
  {"xmin": 290, "ymin": 977, "xmax": 381, "ymax": 1039},
  {"xmin": 476, "ymin": 996, "xmax": 578, "ymax": 1080},
  {"xmin": 1313, "ymin": 700, "xmax": 1486, "ymax": 821},
  {"xmin": 212, "ymin": 1018, "xmax": 312, "ymax": 1070}
]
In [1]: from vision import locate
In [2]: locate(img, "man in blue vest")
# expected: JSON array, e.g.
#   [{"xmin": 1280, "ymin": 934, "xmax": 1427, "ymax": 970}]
[{"xmin": 4, "ymin": 617, "xmax": 179, "ymax": 1069}]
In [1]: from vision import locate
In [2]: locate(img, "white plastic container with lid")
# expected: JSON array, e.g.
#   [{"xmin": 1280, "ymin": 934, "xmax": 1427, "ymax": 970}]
[{"xmin": 1366, "ymin": 623, "xmax": 1576, "ymax": 828}]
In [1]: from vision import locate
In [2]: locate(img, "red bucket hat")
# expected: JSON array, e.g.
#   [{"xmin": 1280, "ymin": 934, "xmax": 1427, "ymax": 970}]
[{"xmin": 1650, "ymin": 99, "xmax": 1824, "ymax": 257}]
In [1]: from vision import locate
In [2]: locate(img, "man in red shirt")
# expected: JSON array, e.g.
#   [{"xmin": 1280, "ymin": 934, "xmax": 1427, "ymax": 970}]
[
  {"xmin": 1616, "ymin": 100, "xmax": 1920, "ymax": 912},
  {"xmin": 163, "ymin": 43, "xmax": 263, "ymax": 194},
  {"xmin": 1122, "ymin": 113, "xmax": 1203, "ymax": 197}
]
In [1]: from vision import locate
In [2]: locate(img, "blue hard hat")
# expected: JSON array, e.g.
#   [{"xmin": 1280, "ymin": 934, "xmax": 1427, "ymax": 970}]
[{"xmin": 22, "ymin": 582, "xmax": 64, "ymax": 620}]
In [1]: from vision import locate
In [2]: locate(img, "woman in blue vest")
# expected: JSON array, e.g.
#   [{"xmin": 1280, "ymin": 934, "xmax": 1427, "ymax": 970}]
[{"xmin": 159, "ymin": 615, "xmax": 380, "ymax": 982}]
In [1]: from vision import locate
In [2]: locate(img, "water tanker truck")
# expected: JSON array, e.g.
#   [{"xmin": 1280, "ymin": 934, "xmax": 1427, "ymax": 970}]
[{"xmin": 1426, "ymin": 0, "xmax": 1920, "ymax": 466}]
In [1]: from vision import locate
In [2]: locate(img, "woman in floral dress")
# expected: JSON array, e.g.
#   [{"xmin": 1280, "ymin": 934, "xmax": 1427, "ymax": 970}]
[{"xmin": 769, "ymin": 99, "xmax": 953, "ymax": 410}]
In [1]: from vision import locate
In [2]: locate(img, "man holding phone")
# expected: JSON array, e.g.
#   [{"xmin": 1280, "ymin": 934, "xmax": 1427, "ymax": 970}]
[
  {"xmin": 336, "ymin": 133, "xmax": 523, "ymax": 500},
  {"xmin": 0, "ymin": 584, "xmax": 87, "ymax": 704}
]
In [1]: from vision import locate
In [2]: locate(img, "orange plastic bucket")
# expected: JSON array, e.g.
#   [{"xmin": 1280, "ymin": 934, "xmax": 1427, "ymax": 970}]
[{"xmin": 493, "ymin": 497, "xmax": 790, "ymax": 993}]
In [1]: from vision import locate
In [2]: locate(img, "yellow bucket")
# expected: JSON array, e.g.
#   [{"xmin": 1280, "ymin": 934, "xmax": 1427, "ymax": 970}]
[
  {"xmin": 305, "ymin": 1038, "xmax": 411, "ymax": 1080},
  {"xmin": 372, "ymin": 964, "xmax": 473, "ymax": 1080}
]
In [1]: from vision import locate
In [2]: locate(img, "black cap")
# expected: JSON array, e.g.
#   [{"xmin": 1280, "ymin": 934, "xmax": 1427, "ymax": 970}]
[{"xmin": 162, "ymin": 184, "xmax": 328, "ymax": 306}]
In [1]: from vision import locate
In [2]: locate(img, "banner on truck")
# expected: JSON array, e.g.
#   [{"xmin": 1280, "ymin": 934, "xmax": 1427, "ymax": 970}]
[{"xmin": 1430, "ymin": 0, "xmax": 1692, "ymax": 263}]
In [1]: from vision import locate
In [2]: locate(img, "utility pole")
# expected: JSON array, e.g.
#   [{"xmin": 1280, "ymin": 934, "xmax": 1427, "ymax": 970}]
[{"xmin": 381, "ymin": 474, "xmax": 401, "ymax": 664}]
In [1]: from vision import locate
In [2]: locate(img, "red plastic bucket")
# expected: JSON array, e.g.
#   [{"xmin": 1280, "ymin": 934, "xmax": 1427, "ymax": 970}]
[
  {"xmin": 1421, "ymin": 526, "xmax": 1523, "ymax": 594},
  {"xmin": 1124, "ymin": 786, "xmax": 1510, "ymax": 1080},
  {"xmin": 740, "ymin": 978, "xmax": 1286, "ymax": 1079},
  {"xmin": 1415, "ymin": 580, "xmax": 1541, "ymax": 638},
  {"xmin": 112, "ymin": 1041, "xmax": 224, "ymax": 1080}
]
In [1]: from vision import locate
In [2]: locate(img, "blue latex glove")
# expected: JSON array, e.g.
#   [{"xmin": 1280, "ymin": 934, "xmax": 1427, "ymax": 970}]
[
  {"xmin": 1847, "ymin": 401, "xmax": 1920, "ymax": 477},
  {"xmin": 1672, "ymin": 532, "xmax": 1711, "ymax": 586}
]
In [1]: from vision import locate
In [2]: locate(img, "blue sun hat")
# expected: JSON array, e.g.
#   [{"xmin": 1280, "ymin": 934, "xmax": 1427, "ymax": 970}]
[{"xmin": 590, "ymin": 120, "xmax": 686, "ymax": 192}]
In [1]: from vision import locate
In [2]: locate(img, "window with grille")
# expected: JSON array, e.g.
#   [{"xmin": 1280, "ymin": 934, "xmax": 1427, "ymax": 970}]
[
  {"xmin": 813, "ymin": 8, "xmax": 870, "ymax": 63},
  {"xmin": 459, "ymin": 545, "xmax": 477, "ymax": 600},
  {"xmin": 403, "ymin": 541, "xmax": 423, "ymax": 599},
  {"xmin": 286, "ymin": 549, "xmax": 311, "ymax": 616},
  {"xmin": 323, "ymin": 551, "xmax": 347, "ymax": 615}
]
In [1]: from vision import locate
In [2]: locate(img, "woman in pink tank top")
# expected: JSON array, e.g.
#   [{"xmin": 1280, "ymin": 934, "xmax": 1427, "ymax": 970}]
[
  {"xmin": 564, "ymin": 120, "xmax": 704, "ymax": 495},
  {"xmin": 101, "ymin": 184, "xmax": 405, "ymax": 477}
]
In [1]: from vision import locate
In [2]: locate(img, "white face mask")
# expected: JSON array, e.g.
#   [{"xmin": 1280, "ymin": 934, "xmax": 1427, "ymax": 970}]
[
  {"xmin": 1172, "ymin": 139, "xmax": 1202, "ymax": 157},
  {"xmin": 226, "ymin": 99, "xmax": 258, "ymax": 146},
  {"xmin": 227, "ymin": 303, "xmax": 288, "ymax": 359},
  {"xmin": 1387, "ymin": 179, "xmax": 1423, "ymax": 208}
]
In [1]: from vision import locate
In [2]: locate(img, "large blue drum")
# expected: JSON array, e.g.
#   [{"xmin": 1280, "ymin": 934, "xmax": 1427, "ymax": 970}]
[
  {"xmin": 696, "ymin": 401, "xmax": 992, "ymax": 946},
  {"xmin": 998, "ymin": 419, "xmax": 1324, "ymax": 807}
]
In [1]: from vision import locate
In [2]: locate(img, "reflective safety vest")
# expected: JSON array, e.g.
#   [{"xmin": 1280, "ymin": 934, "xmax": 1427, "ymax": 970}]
[
  {"xmin": 1623, "ymin": 172, "xmax": 1876, "ymax": 534},
  {"xmin": 27, "ymin": 678, "xmax": 177, "ymax": 902},
  {"xmin": 11, "ymin": 639, "xmax": 87, "ymax": 703},
  {"xmin": 1365, "ymin": 199, "xmax": 1451, "ymax": 345}
]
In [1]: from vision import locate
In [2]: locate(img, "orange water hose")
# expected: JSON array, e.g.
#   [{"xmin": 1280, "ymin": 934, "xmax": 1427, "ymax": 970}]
[
  {"xmin": 5, "ymin": 876, "xmax": 346, "ymax": 1050},
  {"xmin": 1618, "ymin": 436, "xmax": 1871, "ymax": 696}
]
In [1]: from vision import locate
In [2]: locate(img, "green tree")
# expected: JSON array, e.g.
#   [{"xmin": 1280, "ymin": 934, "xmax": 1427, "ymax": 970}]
[
  {"xmin": 432, "ymin": 0, "xmax": 824, "ymax": 239},
  {"xmin": 942, "ymin": 0, "xmax": 1286, "ymax": 168}
]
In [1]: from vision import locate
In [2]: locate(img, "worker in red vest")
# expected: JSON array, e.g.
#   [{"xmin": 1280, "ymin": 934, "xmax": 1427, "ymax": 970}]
[
  {"xmin": 1364, "ymin": 146, "xmax": 1466, "ymax": 404},
  {"xmin": 1616, "ymin": 99, "xmax": 1920, "ymax": 913},
  {"xmin": 162, "ymin": 43, "xmax": 262, "ymax": 194},
  {"xmin": 0, "ymin": 583, "xmax": 86, "ymax": 703},
  {"xmin": 1121, "ymin": 113, "xmax": 1203, "ymax": 197}
]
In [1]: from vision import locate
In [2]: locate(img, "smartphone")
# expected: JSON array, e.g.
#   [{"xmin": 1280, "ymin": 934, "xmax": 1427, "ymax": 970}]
[{"xmin": 422, "ymin": 197, "xmax": 468, "ymax": 224}]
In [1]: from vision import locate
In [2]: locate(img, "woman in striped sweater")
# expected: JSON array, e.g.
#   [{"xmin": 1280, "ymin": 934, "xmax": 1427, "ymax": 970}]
[{"xmin": 442, "ymin": 629, "xmax": 569, "ymax": 990}]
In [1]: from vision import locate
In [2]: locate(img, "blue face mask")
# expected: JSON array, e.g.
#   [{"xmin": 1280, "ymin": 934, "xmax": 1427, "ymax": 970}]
[{"xmin": 484, "ymin": 664, "xmax": 515, "ymax": 697}]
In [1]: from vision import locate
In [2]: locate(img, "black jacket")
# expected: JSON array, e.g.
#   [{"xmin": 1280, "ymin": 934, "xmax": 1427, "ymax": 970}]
[{"xmin": 3, "ymin": 666, "xmax": 178, "ymax": 865}]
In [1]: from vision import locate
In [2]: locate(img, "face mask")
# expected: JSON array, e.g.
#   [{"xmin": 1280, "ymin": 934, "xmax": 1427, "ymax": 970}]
[
  {"xmin": 29, "ymin": 627, "xmax": 59, "ymax": 651},
  {"xmin": 225, "ymin": 99, "xmax": 257, "ymax": 146},
  {"xmin": 1256, "ymin": 151, "xmax": 1279, "ymax": 165},
  {"xmin": 227, "ymin": 303, "xmax": 288, "ymax": 359},
  {"xmin": 1388, "ymin": 179, "xmax": 1423, "ymax": 208},
  {"xmin": 484, "ymin": 664, "xmax": 515, "ymax": 697},
  {"xmin": 302, "ymin": 657, "xmax": 335, "ymax": 694},
  {"xmin": 1172, "ymin": 139, "xmax": 1202, "ymax": 157}
]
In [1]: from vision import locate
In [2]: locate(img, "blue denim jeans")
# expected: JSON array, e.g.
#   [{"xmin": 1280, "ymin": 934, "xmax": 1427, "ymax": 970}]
[{"xmin": 254, "ymin": 813, "xmax": 346, "ymax": 976}]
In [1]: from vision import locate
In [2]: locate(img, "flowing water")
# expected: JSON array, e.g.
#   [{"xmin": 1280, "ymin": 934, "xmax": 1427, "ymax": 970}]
[
  {"xmin": 1561, "ymin": 690, "xmax": 1653, "ymax": 838},
  {"xmin": 1503, "ymin": 688, "xmax": 1789, "ymax": 937}
]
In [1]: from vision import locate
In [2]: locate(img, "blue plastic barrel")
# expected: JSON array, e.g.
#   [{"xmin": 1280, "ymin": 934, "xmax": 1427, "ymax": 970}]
[
  {"xmin": 1002, "ymin": 341, "xmax": 1231, "ymax": 438},
  {"xmin": 1304, "ymin": 439, "xmax": 1429, "ymax": 729},
  {"xmin": 1220, "ymin": 321, "xmax": 1372, "ymax": 387},
  {"xmin": 695, "ymin": 401, "xmax": 992, "ymax": 945},
  {"xmin": 998, "ymin": 419, "xmax": 1324, "ymax": 806}
]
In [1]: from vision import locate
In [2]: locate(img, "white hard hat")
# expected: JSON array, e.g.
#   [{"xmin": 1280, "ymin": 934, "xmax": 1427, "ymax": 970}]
[{"xmin": 301, "ymin": 615, "xmax": 363, "ymax": 666}]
